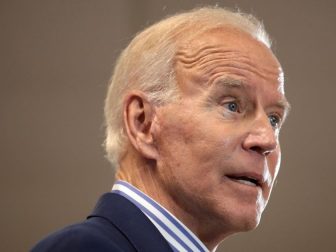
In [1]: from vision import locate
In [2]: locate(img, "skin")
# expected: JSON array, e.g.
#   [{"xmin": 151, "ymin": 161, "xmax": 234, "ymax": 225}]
[{"xmin": 117, "ymin": 27, "xmax": 290, "ymax": 250}]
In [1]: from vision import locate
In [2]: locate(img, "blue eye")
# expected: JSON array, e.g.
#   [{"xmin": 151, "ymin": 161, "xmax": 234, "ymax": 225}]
[
  {"xmin": 226, "ymin": 102, "xmax": 239, "ymax": 112},
  {"xmin": 269, "ymin": 115, "xmax": 280, "ymax": 128}
]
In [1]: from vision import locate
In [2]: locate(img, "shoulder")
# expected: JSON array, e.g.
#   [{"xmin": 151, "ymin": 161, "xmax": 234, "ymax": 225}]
[{"xmin": 30, "ymin": 217, "xmax": 135, "ymax": 252}]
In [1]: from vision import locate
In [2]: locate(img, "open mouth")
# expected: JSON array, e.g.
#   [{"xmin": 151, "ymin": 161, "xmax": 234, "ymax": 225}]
[{"xmin": 227, "ymin": 175, "xmax": 260, "ymax": 187}]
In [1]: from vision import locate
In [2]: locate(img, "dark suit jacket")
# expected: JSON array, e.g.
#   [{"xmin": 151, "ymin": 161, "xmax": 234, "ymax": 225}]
[{"xmin": 31, "ymin": 193, "xmax": 173, "ymax": 252}]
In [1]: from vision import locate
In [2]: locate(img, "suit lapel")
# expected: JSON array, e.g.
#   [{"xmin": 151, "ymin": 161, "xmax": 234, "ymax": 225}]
[{"xmin": 88, "ymin": 193, "xmax": 173, "ymax": 252}]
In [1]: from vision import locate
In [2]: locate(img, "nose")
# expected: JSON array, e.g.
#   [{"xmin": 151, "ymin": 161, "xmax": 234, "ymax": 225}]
[{"xmin": 242, "ymin": 113, "xmax": 278, "ymax": 156}]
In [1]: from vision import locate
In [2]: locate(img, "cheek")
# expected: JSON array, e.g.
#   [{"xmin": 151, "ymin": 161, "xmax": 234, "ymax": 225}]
[
  {"xmin": 269, "ymin": 147, "xmax": 281, "ymax": 179},
  {"xmin": 154, "ymin": 111, "xmax": 196, "ymax": 173},
  {"xmin": 155, "ymin": 115, "xmax": 209, "ymax": 182},
  {"xmin": 263, "ymin": 148, "xmax": 281, "ymax": 200},
  {"xmin": 155, "ymin": 106, "xmax": 244, "ymax": 184},
  {"xmin": 163, "ymin": 131, "xmax": 239, "ymax": 190}
]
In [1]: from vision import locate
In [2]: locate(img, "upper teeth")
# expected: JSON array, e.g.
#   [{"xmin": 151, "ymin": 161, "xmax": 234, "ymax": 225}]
[{"xmin": 235, "ymin": 179, "xmax": 256, "ymax": 186}]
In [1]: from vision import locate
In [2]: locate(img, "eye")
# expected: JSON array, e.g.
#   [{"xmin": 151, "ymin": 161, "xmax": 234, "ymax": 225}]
[
  {"xmin": 225, "ymin": 101, "xmax": 239, "ymax": 112},
  {"xmin": 269, "ymin": 114, "xmax": 281, "ymax": 128}
]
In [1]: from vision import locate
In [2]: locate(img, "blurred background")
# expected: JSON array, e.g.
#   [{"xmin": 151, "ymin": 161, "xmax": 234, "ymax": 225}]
[{"xmin": 1, "ymin": 0, "xmax": 335, "ymax": 251}]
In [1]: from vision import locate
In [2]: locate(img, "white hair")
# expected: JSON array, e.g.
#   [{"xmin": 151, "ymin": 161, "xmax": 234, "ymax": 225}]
[{"xmin": 104, "ymin": 6, "xmax": 271, "ymax": 169}]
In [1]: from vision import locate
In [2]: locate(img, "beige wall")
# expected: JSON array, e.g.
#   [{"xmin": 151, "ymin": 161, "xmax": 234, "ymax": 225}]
[{"xmin": 1, "ymin": 0, "xmax": 335, "ymax": 251}]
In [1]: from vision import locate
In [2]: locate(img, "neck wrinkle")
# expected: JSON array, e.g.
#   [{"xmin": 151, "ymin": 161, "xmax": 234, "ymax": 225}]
[{"xmin": 116, "ymin": 152, "xmax": 223, "ymax": 251}]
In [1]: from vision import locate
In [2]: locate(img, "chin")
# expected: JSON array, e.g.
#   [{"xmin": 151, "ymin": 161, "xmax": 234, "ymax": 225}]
[
  {"xmin": 235, "ymin": 197, "xmax": 266, "ymax": 232},
  {"xmin": 241, "ymin": 215, "xmax": 261, "ymax": 232},
  {"xmin": 225, "ymin": 215, "xmax": 260, "ymax": 234},
  {"xmin": 208, "ymin": 208, "xmax": 261, "ymax": 242},
  {"xmin": 225, "ymin": 205, "xmax": 263, "ymax": 233}
]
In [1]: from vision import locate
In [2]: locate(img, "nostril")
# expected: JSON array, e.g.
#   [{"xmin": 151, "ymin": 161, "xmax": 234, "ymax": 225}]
[
  {"xmin": 250, "ymin": 146, "xmax": 271, "ymax": 156},
  {"xmin": 263, "ymin": 150, "xmax": 272, "ymax": 156},
  {"xmin": 250, "ymin": 146, "xmax": 263, "ymax": 154}
]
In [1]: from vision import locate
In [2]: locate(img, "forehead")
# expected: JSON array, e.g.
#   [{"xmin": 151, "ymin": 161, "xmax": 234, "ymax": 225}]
[
  {"xmin": 181, "ymin": 27, "xmax": 279, "ymax": 66},
  {"xmin": 174, "ymin": 27, "xmax": 284, "ymax": 96}
]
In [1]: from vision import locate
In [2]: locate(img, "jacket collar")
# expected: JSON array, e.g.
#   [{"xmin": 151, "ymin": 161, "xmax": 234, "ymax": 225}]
[{"xmin": 88, "ymin": 193, "xmax": 173, "ymax": 252}]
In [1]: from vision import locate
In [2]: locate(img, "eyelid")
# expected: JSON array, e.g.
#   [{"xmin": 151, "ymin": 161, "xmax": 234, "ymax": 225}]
[{"xmin": 219, "ymin": 96, "xmax": 240, "ymax": 105}]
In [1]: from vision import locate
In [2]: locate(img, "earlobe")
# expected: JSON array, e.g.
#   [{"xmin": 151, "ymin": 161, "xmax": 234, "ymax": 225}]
[{"xmin": 123, "ymin": 92, "xmax": 158, "ymax": 160}]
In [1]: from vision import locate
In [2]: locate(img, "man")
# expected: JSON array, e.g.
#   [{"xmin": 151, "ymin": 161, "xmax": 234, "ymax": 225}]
[{"xmin": 32, "ymin": 6, "xmax": 290, "ymax": 252}]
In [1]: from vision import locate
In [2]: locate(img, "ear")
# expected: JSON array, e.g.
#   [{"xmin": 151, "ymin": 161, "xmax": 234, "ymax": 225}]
[{"xmin": 123, "ymin": 91, "xmax": 158, "ymax": 160}]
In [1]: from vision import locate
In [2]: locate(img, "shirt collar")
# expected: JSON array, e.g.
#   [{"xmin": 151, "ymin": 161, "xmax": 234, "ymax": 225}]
[{"xmin": 112, "ymin": 180, "xmax": 210, "ymax": 252}]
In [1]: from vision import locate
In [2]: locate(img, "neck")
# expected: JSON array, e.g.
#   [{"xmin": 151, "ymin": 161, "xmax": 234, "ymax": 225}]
[
  {"xmin": 116, "ymin": 152, "xmax": 227, "ymax": 250},
  {"xmin": 116, "ymin": 151, "xmax": 164, "ymax": 204}
]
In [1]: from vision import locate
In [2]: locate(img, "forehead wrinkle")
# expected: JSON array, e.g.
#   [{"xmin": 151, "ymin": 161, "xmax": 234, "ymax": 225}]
[
  {"xmin": 200, "ymin": 57, "xmax": 280, "ymax": 83},
  {"xmin": 203, "ymin": 63, "xmax": 279, "ymax": 91},
  {"xmin": 176, "ymin": 45, "xmax": 281, "ymax": 86},
  {"xmin": 175, "ymin": 45, "xmax": 242, "ymax": 68}
]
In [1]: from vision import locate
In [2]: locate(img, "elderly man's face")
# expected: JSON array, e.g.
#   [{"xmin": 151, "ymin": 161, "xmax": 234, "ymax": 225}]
[{"xmin": 153, "ymin": 28, "xmax": 288, "ymax": 233}]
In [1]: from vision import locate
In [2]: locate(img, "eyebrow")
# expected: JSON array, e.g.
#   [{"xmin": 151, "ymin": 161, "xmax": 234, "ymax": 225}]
[
  {"xmin": 276, "ymin": 99, "xmax": 291, "ymax": 119},
  {"xmin": 215, "ymin": 78, "xmax": 247, "ymax": 89},
  {"xmin": 214, "ymin": 77, "xmax": 292, "ymax": 116}
]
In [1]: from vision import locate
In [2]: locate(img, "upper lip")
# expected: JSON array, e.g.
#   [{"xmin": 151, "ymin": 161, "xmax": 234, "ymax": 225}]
[{"xmin": 226, "ymin": 172, "xmax": 266, "ymax": 188}]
